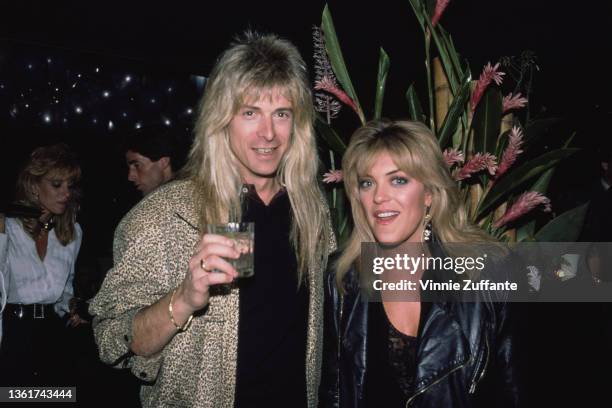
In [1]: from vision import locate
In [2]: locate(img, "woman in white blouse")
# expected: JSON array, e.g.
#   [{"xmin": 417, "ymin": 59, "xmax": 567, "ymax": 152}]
[{"xmin": 0, "ymin": 143, "xmax": 82, "ymax": 386}]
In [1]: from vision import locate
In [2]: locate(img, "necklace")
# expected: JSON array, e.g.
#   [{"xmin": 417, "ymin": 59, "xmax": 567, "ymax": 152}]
[{"xmin": 39, "ymin": 219, "xmax": 54, "ymax": 231}]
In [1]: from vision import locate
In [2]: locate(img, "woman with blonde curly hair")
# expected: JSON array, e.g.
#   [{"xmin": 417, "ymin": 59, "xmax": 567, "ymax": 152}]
[
  {"xmin": 0, "ymin": 143, "xmax": 82, "ymax": 386},
  {"xmin": 320, "ymin": 119, "xmax": 520, "ymax": 407}
]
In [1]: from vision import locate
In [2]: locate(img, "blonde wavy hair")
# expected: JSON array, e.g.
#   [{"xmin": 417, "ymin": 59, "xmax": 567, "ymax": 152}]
[
  {"xmin": 181, "ymin": 31, "xmax": 330, "ymax": 281},
  {"xmin": 15, "ymin": 143, "xmax": 81, "ymax": 245},
  {"xmin": 336, "ymin": 119, "xmax": 495, "ymax": 289}
]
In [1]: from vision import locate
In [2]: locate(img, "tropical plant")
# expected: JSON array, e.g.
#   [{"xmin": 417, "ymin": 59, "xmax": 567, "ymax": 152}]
[{"xmin": 313, "ymin": 1, "xmax": 587, "ymax": 245}]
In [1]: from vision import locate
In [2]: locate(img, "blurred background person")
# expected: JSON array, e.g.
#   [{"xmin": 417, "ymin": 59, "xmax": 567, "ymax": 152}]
[
  {"xmin": 0, "ymin": 143, "xmax": 82, "ymax": 386},
  {"xmin": 124, "ymin": 124, "xmax": 186, "ymax": 196}
]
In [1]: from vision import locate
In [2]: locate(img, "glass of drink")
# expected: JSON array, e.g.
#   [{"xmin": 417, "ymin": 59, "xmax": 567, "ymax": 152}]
[{"xmin": 206, "ymin": 222, "xmax": 255, "ymax": 278}]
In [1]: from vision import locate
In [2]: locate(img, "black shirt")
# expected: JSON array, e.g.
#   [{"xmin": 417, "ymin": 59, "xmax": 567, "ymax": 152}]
[
  {"xmin": 234, "ymin": 187, "xmax": 309, "ymax": 408},
  {"xmin": 365, "ymin": 301, "xmax": 418, "ymax": 408}
]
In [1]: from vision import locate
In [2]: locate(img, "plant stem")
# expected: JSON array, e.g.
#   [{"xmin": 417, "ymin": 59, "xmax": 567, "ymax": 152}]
[
  {"xmin": 330, "ymin": 150, "xmax": 337, "ymax": 209},
  {"xmin": 424, "ymin": 29, "xmax": 435, "ymax": 131}
]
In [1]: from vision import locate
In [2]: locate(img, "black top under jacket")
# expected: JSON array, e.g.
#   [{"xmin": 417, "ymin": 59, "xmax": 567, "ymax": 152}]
[{"xmin": 234, "ymin": 186, "xmax": 308, "ymax": 408}]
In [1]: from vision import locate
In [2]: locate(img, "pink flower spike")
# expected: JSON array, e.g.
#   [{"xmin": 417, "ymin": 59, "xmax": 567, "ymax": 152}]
[
  {"xmin": 323, "ymin": 169, "xmax": 343, "ymax": 184},
  {"xmin": 313, "ymin": 26, "xmax": 342, "ymax": 120},
  {"xmin": 470, "ymin": 62, "xmax": 506, "ymax": 112},
  {"xmin": 502, "ymin": 93, "xmax": 529, "ymax": 113},
  {"xmin": 496, "ymin": 126, "xmax": 524, "ymax": 179},
  {"xmin": 432, "ymin": 0, "xmax": 451, "ymax": 27},
  {"xmin": 455, "ymin": 152, "xmax": 497, "ymax": 181},
  {"xmin": 493, "ymin": 191, "xmax": 551, "ymax": 229},
  {"xmin": 314, "ymin": 76, "xmax": 361, "ymax": 120},
  {"xmin": 443, "ymin": 148, "xmax": 464, "ymax": 167}
]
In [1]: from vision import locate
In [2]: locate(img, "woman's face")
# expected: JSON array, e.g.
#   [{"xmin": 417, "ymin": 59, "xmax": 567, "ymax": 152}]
[
  {"xmin": 33, "ymin": 171, "xmax": 74, "ymax": 215},
  {"xmin": 358, "ymin": 151, "xmax": 432, "ymax": 246}
]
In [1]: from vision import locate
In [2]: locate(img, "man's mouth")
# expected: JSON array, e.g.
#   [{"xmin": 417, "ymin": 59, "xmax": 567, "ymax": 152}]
[{"xmin": 253, "ymin": 147, "xmax": 277, "ymax": 154}]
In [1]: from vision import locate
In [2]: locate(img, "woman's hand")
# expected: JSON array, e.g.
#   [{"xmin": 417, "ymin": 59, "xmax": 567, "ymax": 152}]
[
  {"xmin": 38, "ymin": 208, "xmax": 52, "ymax": 225},
  {"xmin": 174, "ymin": 233, "xmax": 240, "ymax": 315},
  {"xmin": 67, "ymin": 312, "xmax": 88, "ymax": 327}
]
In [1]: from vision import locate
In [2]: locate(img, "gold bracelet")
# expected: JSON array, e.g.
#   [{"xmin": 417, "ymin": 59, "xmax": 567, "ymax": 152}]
[{"xmin": 169, "ymin": 288, "xmax": 193, "ymax": 332}]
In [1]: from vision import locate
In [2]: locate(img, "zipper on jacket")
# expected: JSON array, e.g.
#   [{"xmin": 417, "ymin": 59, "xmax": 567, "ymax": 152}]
[
  {"xmin": 469, "ymin": 334, "xmax": 489, "ymax": 394},
  {"xmin": 405, "ymin": 360, "xmax": 469, "ymax": 407}
]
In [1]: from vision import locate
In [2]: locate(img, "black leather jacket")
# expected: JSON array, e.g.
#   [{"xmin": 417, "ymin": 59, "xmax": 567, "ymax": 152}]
[{"xmin": 319, "ymin": 245, "xmax": 522, "ymax": 408}]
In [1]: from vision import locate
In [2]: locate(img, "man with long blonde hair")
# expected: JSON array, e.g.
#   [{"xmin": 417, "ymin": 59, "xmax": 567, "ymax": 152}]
[{"xmin": 91, "ymin": 32, "xmax": 334, "ymax": 407}]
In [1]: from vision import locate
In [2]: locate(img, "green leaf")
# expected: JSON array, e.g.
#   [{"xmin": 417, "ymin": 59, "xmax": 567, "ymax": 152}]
[
  {"xmin": 422, "ymin": 4, "xmax": 458, "ymax": 93},
  {"xmin": 406, "ymin": 84, "xmax": 425, "ymax": 124},
  {"xmin": 407, "ymin": 0, "xmax": 427, "ymax": 30},
  {"xmin": 477, "ymin": 148, "xmax": 580, "ymax": 219},
  {"xmin": 438, "ymin": 27, "xmax": 465, "ymax": 86},
  {"xmin": 562, "ymin": 131, "xmax": 576, "ymax": 148},
  {"xmin": 409, "ymin": 0, "xmax": 459, "ymax": 93},
  {"xmin": 322, "ymin": 5, "xmax": 364, "ymax": 124},
  {"xmin": 315, "ymin": 115, "xmax": 347, "ymax": 154},
  {"xmin": 530, "ymin": 167, "xmax": 555, "ymax": 194},
  {"xmin": 471, "ymin": 88, "xmax": 502, "ymax": 155},
  {"xmin": 534, "ymin": 202, "xmax": 590, "ymax": 242},
  {"xmin": 337, "ymin": 191, "xmax": 351, "ymax": 242},
  {"xmin": 374, "ymin": 47, "xmax": 390, "ymax": 120},
  {"xmin": 328, "ymin": 187, "xmax": 352, "ymax": 246},
  {"xmin": 437, "ymin": 73, "xmax": 471, "ymax": 148},
  {"xmin": 425, "ymin": 0, "xmax": 436, "ymax": 16},
  {"xmin": 516, "ymin": 168, "xmax": 555, "ymax": 241}
]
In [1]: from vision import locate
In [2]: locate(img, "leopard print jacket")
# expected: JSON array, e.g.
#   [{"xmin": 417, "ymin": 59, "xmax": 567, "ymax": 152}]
[{"xmin": 90, "ymin": 180, "xmax": 336, "ymax": 407}]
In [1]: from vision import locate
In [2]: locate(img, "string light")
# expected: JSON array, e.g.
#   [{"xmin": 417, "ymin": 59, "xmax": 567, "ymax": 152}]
[{"xmin": 2, "ymin": 52, "xmax": 207, "ymax": 136}]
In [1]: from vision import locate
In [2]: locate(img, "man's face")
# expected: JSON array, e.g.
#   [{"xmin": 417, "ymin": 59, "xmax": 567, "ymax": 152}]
[
  {"xmin": 126, "ymin": 150, "xmax": 168, "ymax": 195},
  {"xmin": 228, "ymin": 89, "xmax": 293, "ymax": 186}
]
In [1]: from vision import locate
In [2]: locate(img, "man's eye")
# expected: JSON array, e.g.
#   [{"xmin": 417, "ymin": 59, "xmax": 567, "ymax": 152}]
[
  {"xmin": 276, "ymin": 111, "xmax": 291, "ymax": 119},
  {"xmin": 243, "ymin": 110, "xmax": 255, "ymax": 117}
]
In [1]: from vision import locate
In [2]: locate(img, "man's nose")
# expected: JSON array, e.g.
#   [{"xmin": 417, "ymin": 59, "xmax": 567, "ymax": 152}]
[
  {"xmin": 128, "ymin": 168, "xmax": 137, "ymax": 182},
  {"xmin": 257, "ymin": 116, "xmax": 275, "ymax": 142}
]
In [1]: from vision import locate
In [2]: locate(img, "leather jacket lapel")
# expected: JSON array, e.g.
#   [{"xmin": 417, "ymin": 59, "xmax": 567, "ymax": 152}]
[{"xmin": 412, "ymin": 302, "xmax": 472, "ymax": 396}]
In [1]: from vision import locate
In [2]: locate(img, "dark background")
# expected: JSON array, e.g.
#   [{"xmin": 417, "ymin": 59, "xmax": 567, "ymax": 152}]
[
  {"xmin": 1, "ymin": 0, "xmax": 608, "ymax": 114},
  {"xmin": 2, "ymin": 0, "xmax": 610, "ymax": 255},
  {"xmin": 1, "ymin": 0, "xmax": 610, "ymax": 201},
  {"xmin": 1, "ymin": 1, "xmax": 611, "ymax": 406}
]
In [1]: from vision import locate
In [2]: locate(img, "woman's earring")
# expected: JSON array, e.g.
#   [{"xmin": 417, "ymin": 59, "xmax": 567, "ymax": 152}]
[{"xmin": 422, "ymin": 206, "xmax": 432, "ymax": 242}]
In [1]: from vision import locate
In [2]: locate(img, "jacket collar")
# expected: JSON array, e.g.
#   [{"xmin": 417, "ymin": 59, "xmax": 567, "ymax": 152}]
[{"xmin": 412, "ymin": 301, "xmax": 472, "ymax": 395}]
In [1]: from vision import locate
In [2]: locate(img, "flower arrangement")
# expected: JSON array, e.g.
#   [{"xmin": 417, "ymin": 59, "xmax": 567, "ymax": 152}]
[{"xmin": 314, "ymin": 1, "xmax": 588, "ymax": 244}]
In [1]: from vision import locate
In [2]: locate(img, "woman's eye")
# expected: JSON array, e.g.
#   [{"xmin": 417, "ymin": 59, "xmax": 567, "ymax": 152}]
[
  {"xmin": 391, "ymin": 176, "xmax": 408, "ymax": 185},
  {"xmin": 52, "ymin": 182, "xmax": 62, "ymax": 188},
  {"xmin": 358, "ymin": 179, "xmax": 373, "ymax": 189}
]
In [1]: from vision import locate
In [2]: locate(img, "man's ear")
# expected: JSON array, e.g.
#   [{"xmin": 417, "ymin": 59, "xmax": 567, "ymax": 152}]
[{"xmin": 158, "ymin": 156, "xmax": 171, "ymax": 170}]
